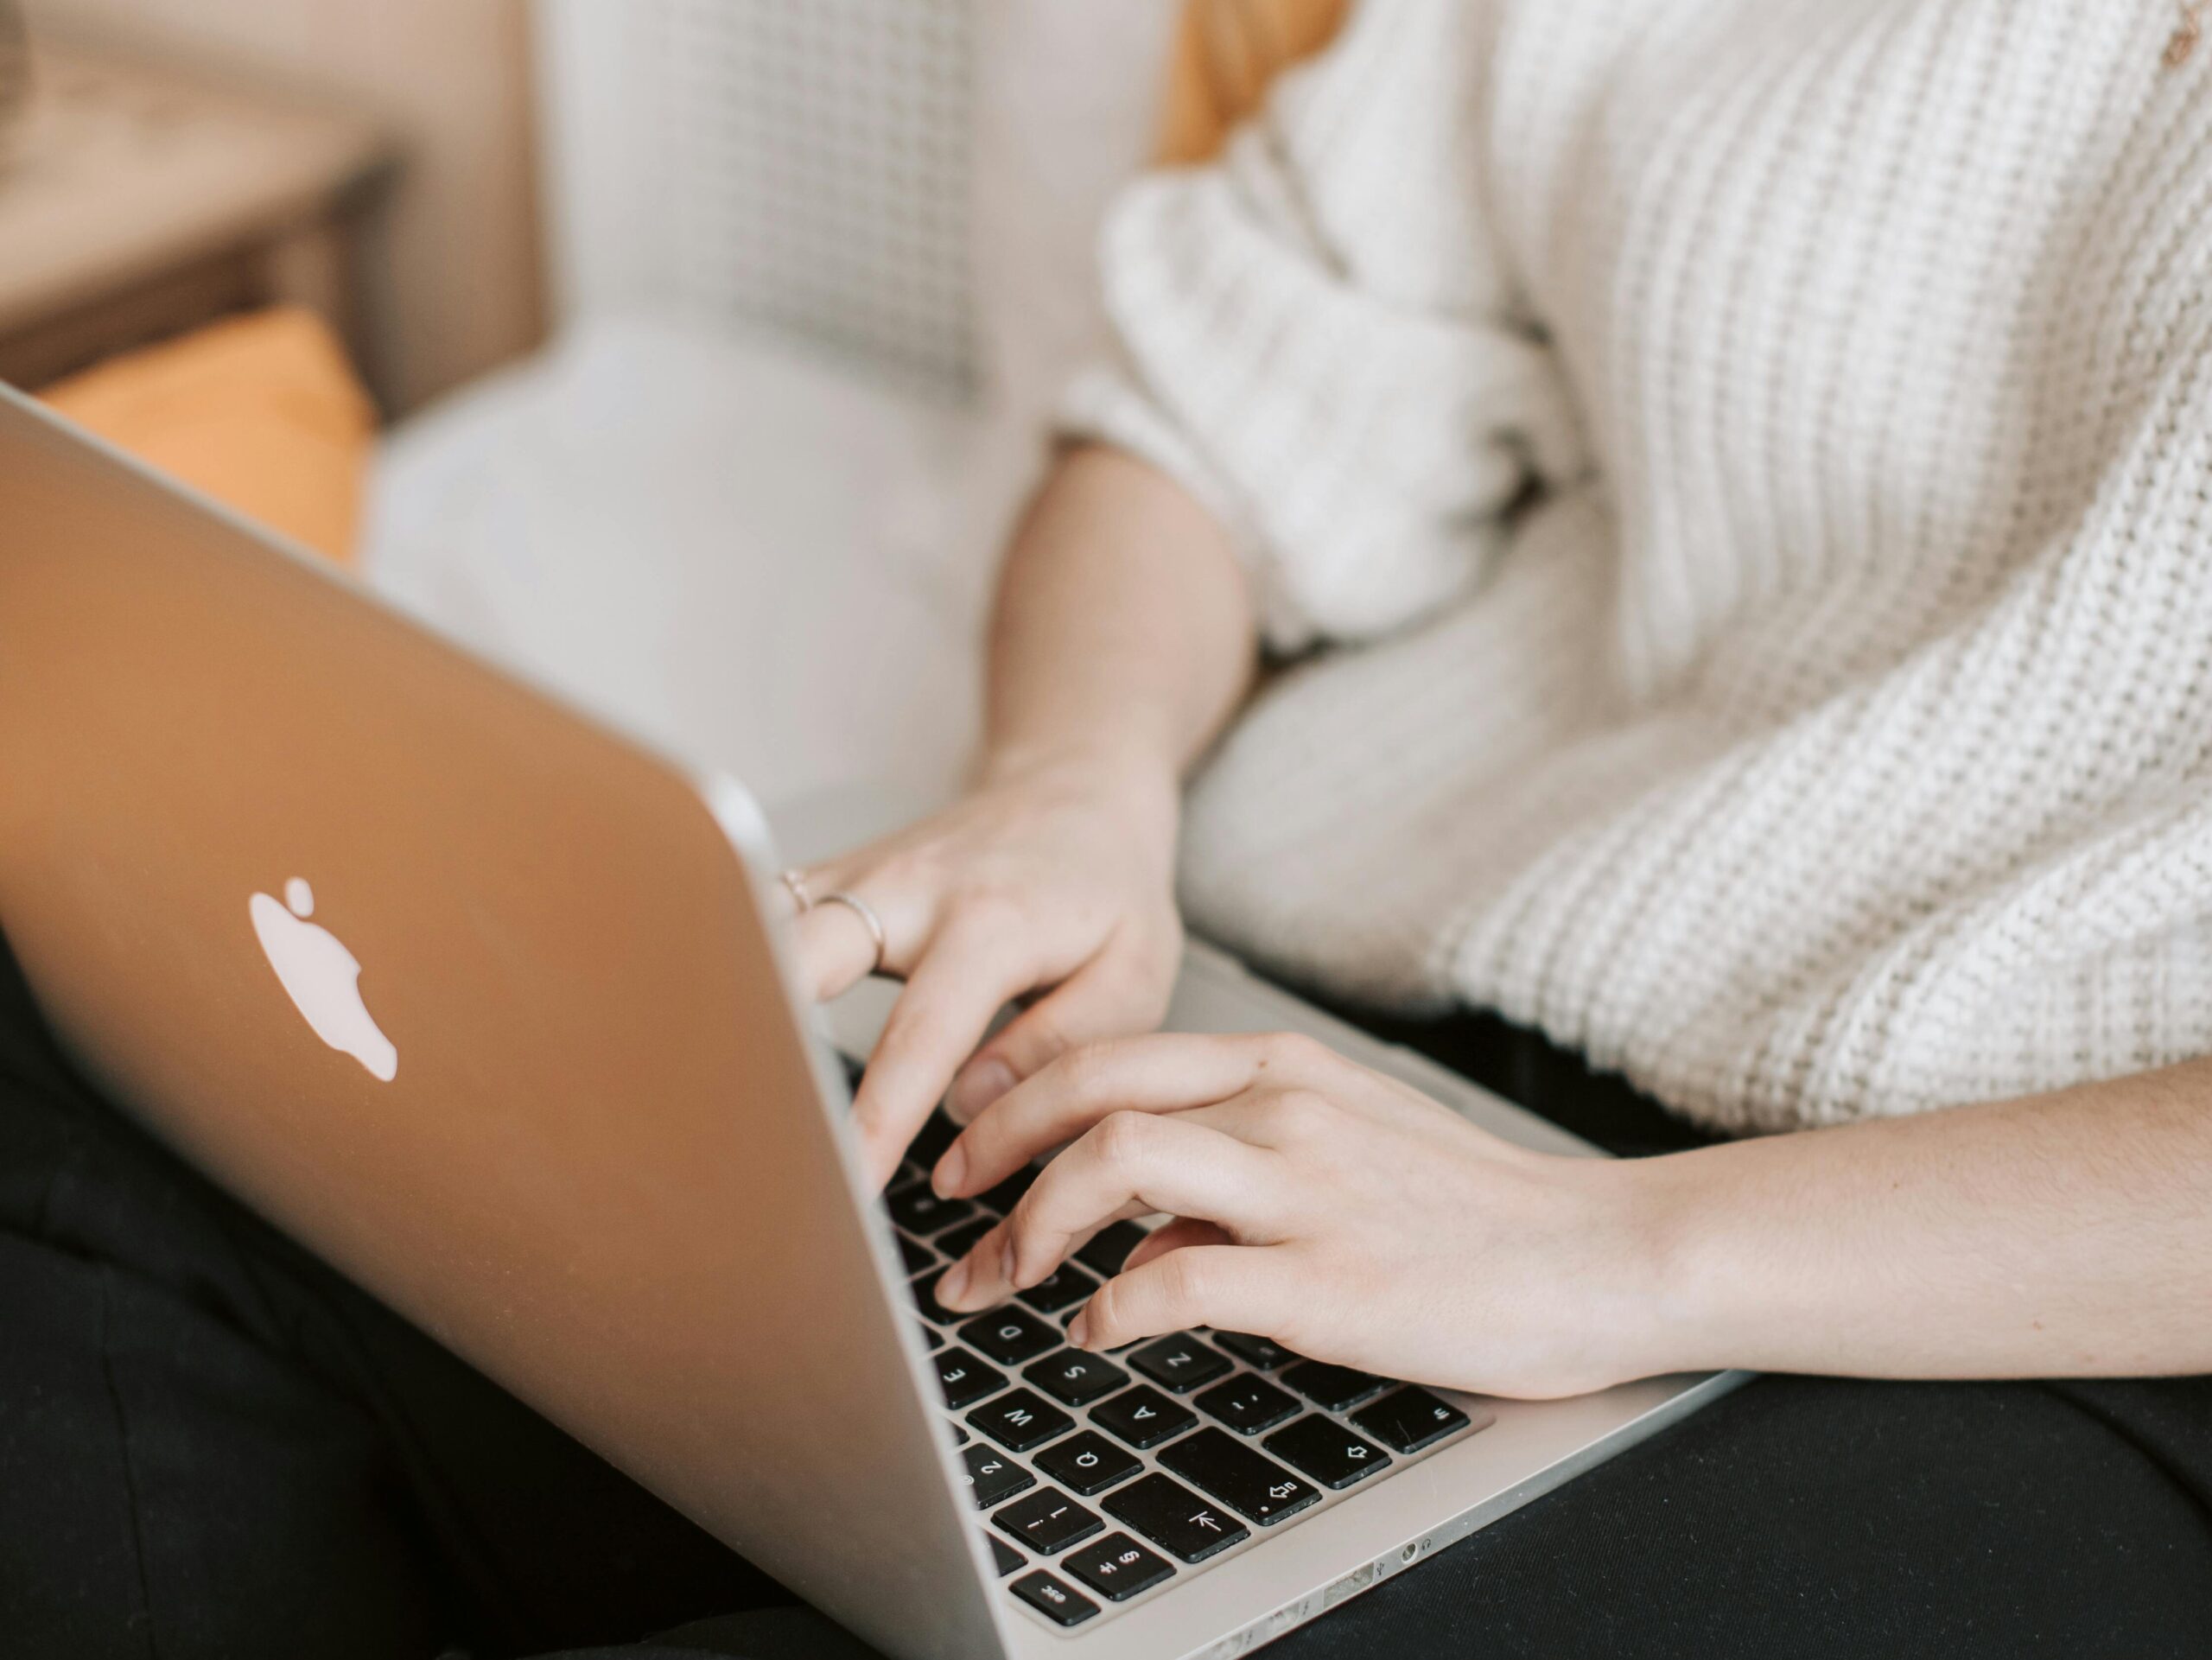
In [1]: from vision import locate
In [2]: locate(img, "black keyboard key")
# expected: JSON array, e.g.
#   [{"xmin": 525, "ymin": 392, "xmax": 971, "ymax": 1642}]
[
  {"xmin": 1129, "ymin": 1334, "xmax": 1232, "ymax": 1394},
  {"xmin": 952, "ymin": 1422, "xmax": 969, "ymax": 1444},
  {"xmin": 909, "ymin": 1269, "xmax": 962, "ymax": 1326},
  {"xmin": 887, "ymin": 1181, "xmax": 976, "ymax": 1237},
  {"xmin": 1196, "ymin": 1376, "xmax": 1300, "ymax": 1436},
  {"xmin": 934, "ymin": 1347, "xmax": 1007, "ymax": 1410},
  {"xmin": 994, "ymin": 1486, "xmax": 1103, "ymax": 1555},
  {"xmin": 908, "ymin": 1110, "xmax": 961, "ymax": 1170},
  {"xmin": 918, "ymin": 1322, "xmax": 944, "ymax": 1352},
  {"xmin": 990, "ymin": 1535, "xmax": 1025, "ymax": 1577},
  {"xmin": 1352, "ymin": 1386, "xmax": 1473, "ymax": 1454},
  {"xmin": 976, "ymin": 1161, "xmax": 1040, "ymax": 1215},
  {"xmin": 1102, "ymin": 1473, "xmax": 1249, "ymax": 1563},
  {"xmin": 1091, "ymin": 1385, "xmax": 1197, "ymax": 1450},
  {"xmin": 1157, "ymin": 1428, "xmax": 1319, "ymax": 1526},
  {"xmin": 1063, "ymin": 1533, "xmax": 1175, "ymax": 1602},
  {"xmin": 959, "ymin": 1307, "xmax": 1062, "ymax": 1366},
  {"xmin": 1074, "ymin": 1219, "xmax": 1149, "ymax": 1278},
  {"xmin": 936, "ymin": 1216, "xmax": 998, "ymax": 1263},
  {"xmin": 1262, "ymin": 1415, "xmax": 1392, "ymax": 1490},
  {"xmin": 962, "ymin": 1444, "xmax": 1035, "ymax": 1509},
  {"xmin": 1281, "ymin": 1359, "xmax": 1387, "ymax": 1413},
  {"xmin": 1023, "ymin": 1349, "xmax": 1128, "ymax": 1409},
  {"xmin": 1009, "ymin": 1569, "xmax": 1096, "ymax": 1627},
  {"xmin": 897, "ymin": 1232, "xmax": 936, "ymax": 1275},
  {"xmin": 1017, "ymin": 1262, "xmax": 1099, "ymax": 1315},
  {"xmin": 1215, "ymin": 1332, "xmax": 1298, "ymax": 1370},
  {"xmin": 1034, "ymin": 1431, "xmax": 1142, "ymax": 1498},
  {"xmin": 968, "ymin": 1389, "xmax": 1076, "ymax": 1453}
]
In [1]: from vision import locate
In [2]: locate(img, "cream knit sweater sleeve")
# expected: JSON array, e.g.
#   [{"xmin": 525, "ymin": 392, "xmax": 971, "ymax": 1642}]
[
  {"xmin": 1064, "ymin": 0, "xmax": 1586, "ymax": 652},
  {"xmin": 1063, "ymin": 0, "xmax": 2212, "ymax": 1135}
]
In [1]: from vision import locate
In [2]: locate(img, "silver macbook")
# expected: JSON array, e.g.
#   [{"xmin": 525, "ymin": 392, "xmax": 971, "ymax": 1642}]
[{"xmin": 0, "ymin": 382, "xmax": 1741, "ymax": 1659}]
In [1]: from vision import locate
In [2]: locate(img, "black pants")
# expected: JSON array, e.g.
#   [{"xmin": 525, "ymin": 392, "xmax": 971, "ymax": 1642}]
[{"xmin": 3, "ymin": 939, "xmax": 2209, "ymax": 1660}]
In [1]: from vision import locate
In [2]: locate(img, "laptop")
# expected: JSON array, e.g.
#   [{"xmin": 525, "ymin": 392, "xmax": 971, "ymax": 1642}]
[{"xmin": 0, "ymin": 383, "xmax": 1741, "ymax": 1659}]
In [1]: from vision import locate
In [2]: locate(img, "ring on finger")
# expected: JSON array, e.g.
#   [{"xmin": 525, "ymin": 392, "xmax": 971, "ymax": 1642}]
[
  {"xmin": 820, "ymin": 890, "xmax": 889, "ymax": 975},
  {"xmin": 779, "ymin": 868, "xmax": 815, "ymax": 913}
]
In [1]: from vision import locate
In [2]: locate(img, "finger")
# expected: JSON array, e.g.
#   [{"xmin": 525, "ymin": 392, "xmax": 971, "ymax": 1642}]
[
  {"xmin": 938, "ymin": 1031, "xmax": 1338, "ymax": 1199},
  {"xmin": 1122, "ymin": 1217, "xmax": 1230, "ymax": 1273},
  {"xmin": 790, "ymin": 870, "xmax": 944, "ymax": 1002},
  {"xmin": 1071, "ymin": 1244, "xmax": 1287, "ymax": 1352},
  {"xmin": 944, "ymin": 934, "xmax": 1174, "ymax": 1126},
  {"xmin": 849, "ymin": 913, "xmax": 1044, "ymax": 1188},
  {"xmin": 939, "ymin": 1112, "xmax": 1284, "ymax": 1311},
  {"xmin": 793, "ymin": 902, "xmax": 878, "ymax": 1002}
]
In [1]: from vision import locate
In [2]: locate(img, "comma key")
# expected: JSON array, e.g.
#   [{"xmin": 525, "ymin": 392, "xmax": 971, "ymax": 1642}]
[{"xmin": 1102, "ymin": 1472, "xmax": 1250, "ymax": 1564}]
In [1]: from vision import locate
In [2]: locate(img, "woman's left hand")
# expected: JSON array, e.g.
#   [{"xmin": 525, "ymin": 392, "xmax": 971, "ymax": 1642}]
[{"xmin": 929, "ymin": 1032, "xmax": 1675, "ymax": 1400}]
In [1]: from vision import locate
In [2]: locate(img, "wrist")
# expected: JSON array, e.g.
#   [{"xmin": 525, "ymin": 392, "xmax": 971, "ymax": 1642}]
[
  {"xmin": 1606, "ymin": 1143, "xmax": 1758, "ymax": 1381},
  {"xmin": 976, "ymin": 735, "xmax": 1182, "ymax": 832}
]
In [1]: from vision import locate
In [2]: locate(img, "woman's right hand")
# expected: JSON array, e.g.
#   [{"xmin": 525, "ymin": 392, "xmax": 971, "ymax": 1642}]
[{"xmin": 784, "ymin": 743, "xmax": 1187, "ymax": 1190}]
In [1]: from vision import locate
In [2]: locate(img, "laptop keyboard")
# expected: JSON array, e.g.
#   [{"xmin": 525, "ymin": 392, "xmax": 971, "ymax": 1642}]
[{"xmin": 878, "ymin": 1097, "xmax": 1491, "ymax": 1635}]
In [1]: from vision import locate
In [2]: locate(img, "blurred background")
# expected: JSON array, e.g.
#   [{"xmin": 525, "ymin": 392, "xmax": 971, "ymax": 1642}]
[{"xmin": 0, "ymin": 0, "xmax": 1336, "ymax": 815}]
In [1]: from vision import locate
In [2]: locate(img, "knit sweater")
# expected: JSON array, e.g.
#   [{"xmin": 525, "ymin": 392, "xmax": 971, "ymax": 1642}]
[{"xmin": 1064, "ymin": 0, "xmax": 2212, "ymax": 1135}]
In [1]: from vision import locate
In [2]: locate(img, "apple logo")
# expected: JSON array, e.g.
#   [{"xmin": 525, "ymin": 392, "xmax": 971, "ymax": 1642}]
[{"xmin": 249, "ymin": 876, "xmax": 397, "ymax": 1082}]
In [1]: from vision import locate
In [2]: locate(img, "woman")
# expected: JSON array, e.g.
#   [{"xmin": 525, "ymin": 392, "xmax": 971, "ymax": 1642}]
[
  {"xmin": 781, "ymin": 0, "xmax": 2212, "ymax": 1644},
  {"xmin": 7, "ymin": 2, "xmax": 2211, "ymax": 1657}
]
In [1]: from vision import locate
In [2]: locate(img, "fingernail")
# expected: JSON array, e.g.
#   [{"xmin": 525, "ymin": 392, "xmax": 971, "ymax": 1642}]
[
  {"xmin": 946, "ymin": 1058, "xmax": 1016, "ymax": 1125},
  {"xmin": 1000, "ymin": 1237, "xmax": 1020, "ymax": 1290},
  {"xmin": 1066, "ymin": 1309, "xmax": 1091, "ymax": 1349},
  {"xmin": 931, "ymin": 1140, "xmax": 967, "ymax": 1199},
  {"xmin": 939, "ymin": 1256, "xmax": 971, "ymax": 1307}
]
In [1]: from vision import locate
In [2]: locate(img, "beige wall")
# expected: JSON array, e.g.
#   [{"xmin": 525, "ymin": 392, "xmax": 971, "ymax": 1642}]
[{"xmin": 24, "ymin": 0, "xmax": 546, "ymax": 411}]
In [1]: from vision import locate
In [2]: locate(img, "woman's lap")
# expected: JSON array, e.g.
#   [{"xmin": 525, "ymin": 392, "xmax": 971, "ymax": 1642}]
[{"xmin": 2, "ymin": 938, "xmax": 2208, "ymax": 1658}]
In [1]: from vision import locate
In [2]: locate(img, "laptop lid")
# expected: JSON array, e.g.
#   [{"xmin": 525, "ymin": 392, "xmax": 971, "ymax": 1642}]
[{"xmin": 0, "ymin": 385, "xmax": 1004, "ymax": 1660}]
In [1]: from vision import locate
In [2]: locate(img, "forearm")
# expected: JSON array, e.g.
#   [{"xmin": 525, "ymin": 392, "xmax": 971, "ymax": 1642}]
[
  {"xmin": 979, "ymin": 444, "xmax": 1256, "ymax": 794},
  {"xmin": 1637, "ymin": 1062, "xmax": 2212, "ymax": 1380}
]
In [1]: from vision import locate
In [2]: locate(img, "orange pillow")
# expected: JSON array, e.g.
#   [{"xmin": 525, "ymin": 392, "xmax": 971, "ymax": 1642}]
[
  {"xmin": 1158, "ymin": 0, "xmax": 1351, "ymax": 165},
  {"xmin": 38, "ymin": 307, "xmax": 375, "ymax": 567}
]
